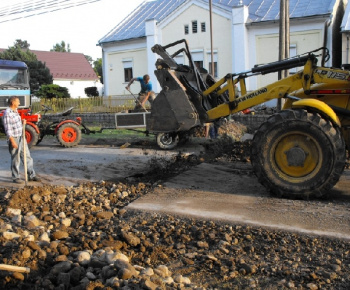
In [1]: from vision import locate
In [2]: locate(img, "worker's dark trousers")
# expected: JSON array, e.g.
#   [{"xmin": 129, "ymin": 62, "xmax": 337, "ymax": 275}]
[{"xmin": 134, "ymin": 91, "xmax": 156, "ymax": 111}]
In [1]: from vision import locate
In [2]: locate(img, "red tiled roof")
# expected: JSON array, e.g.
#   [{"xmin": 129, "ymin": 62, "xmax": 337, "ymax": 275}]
[
  {"xmin": 32, "ymin": 50, "xmax": 98, "ymax": 81},
  {"xmin": 0, "ymin": 49, "xmax": 98, "ymax": 81}
]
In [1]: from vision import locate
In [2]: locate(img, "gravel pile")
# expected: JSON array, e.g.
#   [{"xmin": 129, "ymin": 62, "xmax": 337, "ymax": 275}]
[
  {"xmin": 0, "ymin": 122, "xmax": 349, "ymax": 289},
  {"xmin": 0, "ymin": 178, "xmax": 349, "ymax": 289}
]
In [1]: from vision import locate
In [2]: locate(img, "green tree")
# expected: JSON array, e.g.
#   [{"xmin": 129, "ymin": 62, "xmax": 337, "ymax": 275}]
[
  {"xmin": 51, "ymin": 41, "xmax": 71, "ymax": 52},
  {"xmin": 36, "ymin": 84, "xmax": 70, "ymax": 99},
  {"xmin": 84, "ymin": 86, "xmax": 99, "ymax": 97},
  {"xmin": 14, "ymin": 39, "xmax": 30, "ymax": 49},
  {"xmin": 28, "ymin": 61, "xmax": 53, "ymax": 93},
  {"xmin": 0, "ymin": 42, "xmax": 53, "ymax": 94},
  {"xmin": 0, "ymin": 45, "xmax": 37, "ymax": 63},
  {"xmin": 93, "ymin": 58, "xmax": 103, "ymax": 84}
]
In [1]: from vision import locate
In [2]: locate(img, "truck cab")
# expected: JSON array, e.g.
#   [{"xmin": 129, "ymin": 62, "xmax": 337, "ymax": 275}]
[{"xmin": 0, "ymin": 59, "xmax": 31, "ymax": 110}]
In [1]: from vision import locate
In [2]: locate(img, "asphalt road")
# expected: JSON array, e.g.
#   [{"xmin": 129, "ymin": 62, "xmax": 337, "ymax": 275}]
[{"xmin": 0, "ymin": 138, "xmax": 188, "ymax": 187}]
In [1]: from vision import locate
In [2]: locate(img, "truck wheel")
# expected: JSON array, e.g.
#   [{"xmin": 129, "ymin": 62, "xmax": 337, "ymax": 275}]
[
  {"xmin": 57, "ymin": 123, "xmax": 82, "ymax": 147},
  {"xmin": 25, "ymin": 125, "xmax": 39, "ymax": 148},
  {"xmin": 251, "ymin": 109, "xmax": 346, "ymax": 199},
  {"xmin": 156, "ymin": 133, "xmax": 179, "ymax": 150}
]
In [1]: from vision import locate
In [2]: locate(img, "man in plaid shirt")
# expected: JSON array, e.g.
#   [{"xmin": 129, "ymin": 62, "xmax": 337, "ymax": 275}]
[{"xmin": 2, "ymin": 96, "xmax": 40, "ymax": 184}]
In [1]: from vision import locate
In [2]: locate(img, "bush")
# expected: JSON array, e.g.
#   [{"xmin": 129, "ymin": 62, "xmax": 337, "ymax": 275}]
[
  {"xmin": 85, "ymin": 86, "xmax": 99, "ymax": 97},
  {"xmin": 36, "ymin": 84, "xmax": 70, "ymax": 99}
]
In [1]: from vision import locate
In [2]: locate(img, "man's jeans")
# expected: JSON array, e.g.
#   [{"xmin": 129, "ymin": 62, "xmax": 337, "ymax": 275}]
[{"xmin": 8, "ymin": 136, "xmax": 35, "ymax": 180}]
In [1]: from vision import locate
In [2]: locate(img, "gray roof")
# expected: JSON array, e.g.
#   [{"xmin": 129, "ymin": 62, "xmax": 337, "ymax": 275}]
[
  {"xmin": 341, "ymin": 0, "xmax": 350, "ymax": 32},
  {"xmin": 98, "ymin": 0, "xmax": 336, "ymax": 45}
]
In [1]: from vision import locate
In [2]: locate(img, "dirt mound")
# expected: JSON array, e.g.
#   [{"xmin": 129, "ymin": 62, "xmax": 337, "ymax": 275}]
[
  {"xmin": 218, "ymin": 120, "xmax": 247, "ymax": 140},
  {"xmin": 193, "ymin": 120, "xmax": 247, "ymax": 140}
]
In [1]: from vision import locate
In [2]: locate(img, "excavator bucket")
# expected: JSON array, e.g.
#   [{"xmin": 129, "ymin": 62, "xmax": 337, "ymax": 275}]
[
  {"xmin": 146, "ymin": 39, "xmax": 228, "ymax": 133},
  {"xmin": 147, "ymin": 69, "xmax": 201, "ymax": 132}
]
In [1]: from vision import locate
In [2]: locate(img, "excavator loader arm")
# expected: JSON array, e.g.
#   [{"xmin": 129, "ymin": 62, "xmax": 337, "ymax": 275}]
[{"xmin": 148, "ymin": 40, "xmax": 322, "ymax": 133}]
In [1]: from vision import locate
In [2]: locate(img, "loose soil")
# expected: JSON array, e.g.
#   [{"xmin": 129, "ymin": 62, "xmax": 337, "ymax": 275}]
[{"xmin": 0, "ymin": 121, "xmax": 349, "ymax": 289}]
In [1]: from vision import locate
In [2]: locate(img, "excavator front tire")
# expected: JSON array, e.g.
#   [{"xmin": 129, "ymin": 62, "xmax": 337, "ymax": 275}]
[{"xmin": 251, "ymin": 109, "xmax": 346, "ymax": 199}]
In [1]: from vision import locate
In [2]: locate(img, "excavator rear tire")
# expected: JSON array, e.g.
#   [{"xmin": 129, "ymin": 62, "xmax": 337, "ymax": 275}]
[
  {"xmin": 57, "ymin": 123, "xmax": 82, "ymax": 147},
  {"xmin": 251, "ymin": 109, "xmax": 346, "ymax": 199},
  {"xmin": 156, "ymin": 132, "xmax": 179, "ymax": 150}
]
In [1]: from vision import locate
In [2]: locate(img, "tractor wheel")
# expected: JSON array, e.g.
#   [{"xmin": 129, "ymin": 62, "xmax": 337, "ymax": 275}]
[
  {"xmin": 156, "ymin": 132, "xmax": 179, "ymax": 150},
  {"xmin": 250, "ymin": 109, "xmax": 346, "ymax": 199},
  {"xmin": 57, "ymin": 123, "xmax": 82, "ymax": 147},
  {"xmin": 25, "ymin": 125, "xmax": 39, "ymax": 148}
]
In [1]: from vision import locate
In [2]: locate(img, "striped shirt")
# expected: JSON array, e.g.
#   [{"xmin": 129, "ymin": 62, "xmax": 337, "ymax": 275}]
[{"xmin": 2, "ymin": 108, "xmax": 23, "ymax": 138}]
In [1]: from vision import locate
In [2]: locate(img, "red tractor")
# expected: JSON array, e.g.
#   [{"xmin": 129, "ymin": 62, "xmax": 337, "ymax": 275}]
[
  {"xmin": 1, "ymin": 105, "xmax": 87, "ymax": 148},
  {"xmin": 0, "ymin": 59, "xmax": 87, "ymax": 148}
]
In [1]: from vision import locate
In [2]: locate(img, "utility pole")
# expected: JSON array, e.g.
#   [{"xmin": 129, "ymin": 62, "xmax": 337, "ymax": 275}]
[
  {"xmin": 209, "ymin": 0, "xmax": 214, "ymax": 77},
  {"xmin": 277, "ymin": 0, "xmax": 290, "ymax": 110},
  {"xmin": 285, "ymin": 0, "xmax": 290, "ymax": 64}
]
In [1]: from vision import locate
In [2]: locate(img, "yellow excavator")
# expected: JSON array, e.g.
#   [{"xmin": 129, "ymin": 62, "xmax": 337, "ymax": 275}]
[{"xmin": 148, "ymin": 39, "xmax": 350, "ymax": 199}]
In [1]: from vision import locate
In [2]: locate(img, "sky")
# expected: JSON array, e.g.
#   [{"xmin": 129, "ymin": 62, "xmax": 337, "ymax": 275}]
[{"xmin": 0, "ymin": 0, "xmax": 145, "ymax": 60}]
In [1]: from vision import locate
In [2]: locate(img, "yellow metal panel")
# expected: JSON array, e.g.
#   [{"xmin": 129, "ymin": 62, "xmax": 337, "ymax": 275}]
[
  {"xmin": 291, "ymin": 98, "xmax": 341, "ymax": 126},
  {"xmin": 207, "ymin": 70, "xmax": 306, "ymax": 120}
]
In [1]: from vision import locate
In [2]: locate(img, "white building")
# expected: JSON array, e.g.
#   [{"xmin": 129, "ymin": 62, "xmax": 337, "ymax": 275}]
[{"xmin": 98, "ymin": 0, "xmax": 348, "ymax": 100}]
